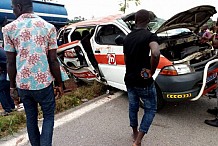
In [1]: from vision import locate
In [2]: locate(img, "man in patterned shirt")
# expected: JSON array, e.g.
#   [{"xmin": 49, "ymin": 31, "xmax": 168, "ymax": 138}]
[{"xmin": 3, "ymin": 0, "xmax": 63, "ymax": 145}]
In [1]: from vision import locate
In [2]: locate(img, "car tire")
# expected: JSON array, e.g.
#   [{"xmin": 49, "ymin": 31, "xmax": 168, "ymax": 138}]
[{"xmin": 139, "ymin": 82, "xmax": 165, "ymax": 112}]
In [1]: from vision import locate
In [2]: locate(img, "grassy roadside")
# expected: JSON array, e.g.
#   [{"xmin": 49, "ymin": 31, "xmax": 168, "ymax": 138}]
[{"xmin": 0, "ymin": 80, "xmax": 107, "ymax": 138}]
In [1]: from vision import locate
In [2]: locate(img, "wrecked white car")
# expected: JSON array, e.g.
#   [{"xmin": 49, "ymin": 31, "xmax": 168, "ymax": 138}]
[{"xmin": 57, "ymin": 5, "xmax": 218, "ymax": 109}]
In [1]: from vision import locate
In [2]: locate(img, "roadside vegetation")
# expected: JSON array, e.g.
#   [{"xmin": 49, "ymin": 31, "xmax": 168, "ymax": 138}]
[{"xmin": 0, "ymin": 80, "xmax": 107, "ymax": 138}]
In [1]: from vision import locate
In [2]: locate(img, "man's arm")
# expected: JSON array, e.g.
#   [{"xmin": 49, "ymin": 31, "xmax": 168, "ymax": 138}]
[
  {"xmin": 6, "ymin": 52, "xmax": 17, "ymax": 88},
  {"xmin": 48, "ymin": 49, "xmax": 64, "ymax": 98},
  {"xmin": 47, "ymin": 26, "xmax": 64, "ymax": 97},
  {"xmin": 47, "ymin": 49, "xmax": 62, "ymax": 88},
  {"xmin": 149, "ymin": 41, "xmax": 160, "ymax": 75}
]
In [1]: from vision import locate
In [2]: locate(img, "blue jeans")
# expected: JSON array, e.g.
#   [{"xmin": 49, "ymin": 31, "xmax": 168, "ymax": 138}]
[
  {"xmin": 18, "ymin": 84, "xmax": 55, "ymax": 146},
  {"xmin": 0, "ymin": 80, "xmax": 15, "ymax": 112},
  {"xmin": 127, "ymin": 83, "xmax": 157, "ymax": 133}
]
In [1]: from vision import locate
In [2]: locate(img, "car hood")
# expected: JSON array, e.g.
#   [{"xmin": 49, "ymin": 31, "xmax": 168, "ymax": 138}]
[{"xmin": 156, "ymin": 5, "xmax": 217, "ymax": 33}]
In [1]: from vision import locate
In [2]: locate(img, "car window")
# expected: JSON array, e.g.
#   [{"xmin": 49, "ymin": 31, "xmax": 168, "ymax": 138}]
[
  {"xmin": 57, "ymin": 29, "xmax": 66, "ymax": 46},
  {"xmin": 70, "ymin": 31, "xmax": 82, "ymax": 41},
  {"xmin": 95, "ymin": 24, "xmax": 125, "ymax": 45},
  {"xmin": 63, "ymin": 28, "xmax": 71, "ymax": 44}
]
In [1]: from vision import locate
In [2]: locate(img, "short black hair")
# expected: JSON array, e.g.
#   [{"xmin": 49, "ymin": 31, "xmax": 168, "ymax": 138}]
[
  {"xmin": 12, "ymin": 0, "xmax": 33, "ymax": 9},
  {"xmin": 135, "ymin": 9, "xmax": 150, "ymax": 25}
]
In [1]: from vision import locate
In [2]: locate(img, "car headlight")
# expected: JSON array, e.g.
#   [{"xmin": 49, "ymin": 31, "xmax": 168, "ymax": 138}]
[{"xmin": 160, "ymin": 64, "xmax": 195, "ymax": 76}]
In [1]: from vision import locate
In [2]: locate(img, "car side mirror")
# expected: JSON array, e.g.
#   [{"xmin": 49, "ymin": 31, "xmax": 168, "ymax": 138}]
[{"xmin": 115, "ymin": 35, "xmax": 124, "ymax": 45}]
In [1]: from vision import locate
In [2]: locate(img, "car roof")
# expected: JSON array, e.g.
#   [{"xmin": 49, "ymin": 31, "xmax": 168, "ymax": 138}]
[{"xmin": 65, "ymin": 14, "xmax": 123, "ymax": 28}]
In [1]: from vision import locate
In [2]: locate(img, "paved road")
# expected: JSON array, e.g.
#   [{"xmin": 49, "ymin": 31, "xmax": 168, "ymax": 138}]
[{"xmin": 2, "ymin": 91, "xmax": 218, "ymax": 146}]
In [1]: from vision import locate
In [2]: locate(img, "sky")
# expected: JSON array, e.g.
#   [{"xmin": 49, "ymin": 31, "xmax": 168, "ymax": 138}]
[{"xmin": 58, "ymin": 0, "xmax": 218, "ymax": 21}]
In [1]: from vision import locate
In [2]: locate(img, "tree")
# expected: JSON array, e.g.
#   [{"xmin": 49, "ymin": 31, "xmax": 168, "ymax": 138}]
[
  {"xmin": 119, "ymin": 0, "xmax": 140, "ymax": 14},
  {"xmin": 206, "ymin": 18, "xmax": 215, "ymax": 28}
]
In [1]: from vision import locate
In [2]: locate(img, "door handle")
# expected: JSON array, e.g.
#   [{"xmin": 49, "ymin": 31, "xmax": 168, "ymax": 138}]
[{"xmin": 95, "ymin": 50, "xmax": 100, "ymax": 53}]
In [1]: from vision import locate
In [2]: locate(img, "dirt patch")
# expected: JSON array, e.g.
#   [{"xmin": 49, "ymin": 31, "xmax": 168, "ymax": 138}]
[{"xmin": 63, "ymin": 78, "xmax": 78, "ymax": 92}]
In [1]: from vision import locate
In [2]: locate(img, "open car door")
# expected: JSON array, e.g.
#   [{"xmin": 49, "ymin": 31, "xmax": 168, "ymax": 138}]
[{"xmin": 57, "ymin": 41, "xmax": 103, "ymax": 83}]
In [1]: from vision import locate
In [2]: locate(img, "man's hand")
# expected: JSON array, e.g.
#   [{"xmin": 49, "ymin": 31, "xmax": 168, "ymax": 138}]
[
  {"xmin": 10, "ymin": 88, "xmax": 20, "ymax": 102},
  {"xmin": 54, "ymin": 86, "xmax": 64, "ymax": 99},
  {"xmin": 141, "ymin": 68, "xmax": 152, "ymax": 79}
]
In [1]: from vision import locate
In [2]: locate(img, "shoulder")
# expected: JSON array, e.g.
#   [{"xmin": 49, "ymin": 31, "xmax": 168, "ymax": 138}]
[
  {"xmin": 39, "ymin": 17, "xmax": 55, "ymax": 30},
  {"xmin": 135, "ymin": 29, "xmax": 153, "ymax": 37},
  {"xmin": 2, "ymin": 21, "xmax": 18, "ymax": 33},
  {"xmin": 44, "ymin": 21, "xmax": 56, "ymax": 33},
  {"xmin": 45, "ymin": 21, "xmax": 55, "ymax": 29},
  {"xmin": 33, "ymin": 17, "xmax": 57, "ymax": 34},
  {"xmin": 149, "ymin": 32, "xmax": 159, "ymax": 44},
  {"xmin": 137, "ymin": 29, "xmax": 157, "ymax": 39},
  {"xmin": 34, "ymin": 17, "xmax": 53, "ymax": 28},
  {"xmin": 125, "ymin": 29, "xmax": 138, "ymax": 38}
]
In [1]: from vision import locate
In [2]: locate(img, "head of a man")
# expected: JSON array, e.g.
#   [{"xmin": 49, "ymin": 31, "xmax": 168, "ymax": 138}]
[
  {"xmin": 11, "ymin": 0, "xmax": 33, "ymax": 18},
  {"xmin": 135, "ymin": 9, "xmax": 150, "ymax": 28}
]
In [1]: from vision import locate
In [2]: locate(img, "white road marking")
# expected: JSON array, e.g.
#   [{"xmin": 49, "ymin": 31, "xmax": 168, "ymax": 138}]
[{"xmin": 1, "ymin": 91, "xmax": 123, "ymax": 146}]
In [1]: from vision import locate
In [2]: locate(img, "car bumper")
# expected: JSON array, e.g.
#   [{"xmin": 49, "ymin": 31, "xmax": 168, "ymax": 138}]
[{"xmin": 156, "ymin": 62, "xmax": 218, "ymax": 101}]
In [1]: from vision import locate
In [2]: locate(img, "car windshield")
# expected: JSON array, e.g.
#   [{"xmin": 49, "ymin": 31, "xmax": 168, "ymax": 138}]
[
  {"xmin": 149, "ymin": 17, "xmax": 165, "ymax": 32},
  {"xmin": 148, "ymin": 18, "xmax": 191, "ymax": 36},
  {"xmin": 122, "ymin": 17, "xmax": 166, "ymax": 32}
]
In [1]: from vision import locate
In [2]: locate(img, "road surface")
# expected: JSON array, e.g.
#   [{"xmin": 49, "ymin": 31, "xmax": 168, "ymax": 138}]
[{"xmin": 1, "ymin": 91, "xmax": 218, "ymax": 146}]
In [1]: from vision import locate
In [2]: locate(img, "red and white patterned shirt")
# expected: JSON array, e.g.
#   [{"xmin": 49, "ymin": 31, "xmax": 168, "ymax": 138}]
[{"xmin": 3, "ymin": 13, "xmax": 58, "ymax": 90}]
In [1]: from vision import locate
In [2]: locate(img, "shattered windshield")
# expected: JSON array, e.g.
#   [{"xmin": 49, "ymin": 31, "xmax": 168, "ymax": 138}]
[
  {"xmin": 148, "ymin": 18, "xmax": 190, "ymax": 36},
  {"xmin": 122, "ymin": 16, "xmax": 166, "ymax": 32},
  {"xmin": 149, "ymin": 18, "xmax": 165, "ymax": 32}
]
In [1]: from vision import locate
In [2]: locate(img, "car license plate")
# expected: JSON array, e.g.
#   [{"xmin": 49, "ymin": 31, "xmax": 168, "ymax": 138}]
[{"xmin": 206, "ymin": 73, "xmax": 217, "ymax": 83}]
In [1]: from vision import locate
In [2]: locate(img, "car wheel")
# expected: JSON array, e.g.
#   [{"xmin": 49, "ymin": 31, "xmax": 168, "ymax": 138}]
[{"xmin": 139, "ymin": 82, "xmax": 165, "ymax": 112}]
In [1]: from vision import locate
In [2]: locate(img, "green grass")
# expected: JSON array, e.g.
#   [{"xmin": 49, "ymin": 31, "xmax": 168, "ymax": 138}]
[
  {"xmin": 0, "ymin": 81, "xmax": 107, "ymax": 139},
  {"xmin": 55, "ymin": 81, "xmax": 107, "ymax": 114},
  {"xmin": 0, "ymin": 112, "xmax": 26, "ymax": 138}
]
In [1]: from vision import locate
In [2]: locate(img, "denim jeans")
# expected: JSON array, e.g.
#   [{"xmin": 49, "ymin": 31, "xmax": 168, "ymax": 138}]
[
  {"xmin": 127, "ymin": 83, "xmax": 157, "ymax": 133},
  {"xmin": 0, "ymin": 80, "xmax": 15, "ymax": 112},
  {"xmin": 18, "ymin": 84, "xmax": 55, "ymax": 146}
]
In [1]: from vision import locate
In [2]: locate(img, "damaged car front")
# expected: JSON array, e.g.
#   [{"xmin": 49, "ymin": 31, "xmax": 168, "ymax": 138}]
[
  {"xmin": 155, "ymin": 5, "xmax": 218, "ymax": 101},
  {"xmin": 123, "ymin": 5, "xmax": 218, "ymax": 103}
]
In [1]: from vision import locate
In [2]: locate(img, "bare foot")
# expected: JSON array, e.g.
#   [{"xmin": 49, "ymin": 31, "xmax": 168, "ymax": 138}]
[
  {"xmin": 132, "ymin": 131, "xmax": 138, "ymax": 142},
  {"xmin": 132, "ymin": 142, "xmax": 141, "ymax": 146}
]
